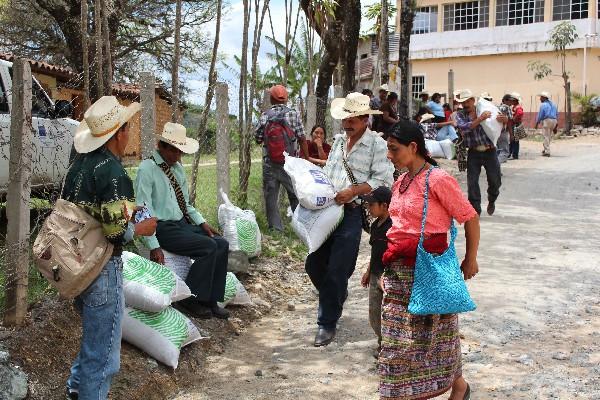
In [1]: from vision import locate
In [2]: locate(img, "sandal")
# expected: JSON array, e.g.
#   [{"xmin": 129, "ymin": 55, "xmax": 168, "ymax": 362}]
[{"xmin": 448, "ymin": 383, "xmax": 470, "ymax": 400}]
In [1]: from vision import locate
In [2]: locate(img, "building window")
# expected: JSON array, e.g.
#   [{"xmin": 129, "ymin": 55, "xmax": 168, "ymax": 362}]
[
  {"xmin": 444, "ymin": 0, "xmax": 489, "ymax": 31},
  {"xmin": 496, "ymin": 0, "xmax": 544, "ymax": 25},
  {"xmin": 553, "ymin": 0, "xmax": 588, "ymax": 20},
  {"xmin": 412, "ymin": 76, "xmax": 426, "ymax": 99},
  {"xmin": 412, "ymin": 7, "xmax": 438, "ymax": 34}
]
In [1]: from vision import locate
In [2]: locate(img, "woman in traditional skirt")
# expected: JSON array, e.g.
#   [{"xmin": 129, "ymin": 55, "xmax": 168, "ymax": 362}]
[{"xmin": 379, "ymin": 120, "xmax": 480, "ymax": 400}]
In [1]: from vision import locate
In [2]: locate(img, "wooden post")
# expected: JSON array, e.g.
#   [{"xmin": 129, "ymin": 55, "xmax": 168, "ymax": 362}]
[
  {"xmin": 448, "ymin": 69, "xmax": 455, "ymax": 109},
  {"xmin": 215, "ymin": 82, "xmax": 231, "ymax": 207},
  {"xmin": 407, "ymin": 62, "xmax": 413, "ymax": 118},
  {"xmin": 4, "ymin": 59, "xmax": 33, "ymax": 326},
  {"xmin": 306, "ymin": 94, "xmax": 317, "ymax": 132},
  {"xmin": 140, "ymin": 72, "xmax": 156, "ymax": 160},
  {"xmin": 332, "ymin": 85, "xmax": 343, "ymax": 136},
  {"xmin": 262, "ymin": 89, "xmax": 272, "ymax": 112},
  {"xmin": 94, "ymin": 0, "xmax": 104, "ymax": 98}
]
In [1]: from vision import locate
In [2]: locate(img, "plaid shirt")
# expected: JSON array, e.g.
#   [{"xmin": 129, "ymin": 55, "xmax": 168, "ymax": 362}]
[
  {"xmin": 499, "ymin": 103, "xmax": 513, "ymax": 134},
  {"xmin": 255, "ymin": 104, "xmax": 306, "ymax": 145},
  {"xmin": 324, "ymin": 129, "xmax": 394, "ymax": 199},
  {"xmin": 456, "ymin": 110, "xmax": 494, "ymax": 148}
]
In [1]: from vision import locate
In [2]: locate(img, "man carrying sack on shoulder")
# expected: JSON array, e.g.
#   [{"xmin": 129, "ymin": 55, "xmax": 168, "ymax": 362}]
[
  {"xmin": 63, "ymin": 96, "xmax": 157, "ymax": 400},
  {"xmin": 305, "ymin": 92, "xmax": 394, "ymax": 347}
]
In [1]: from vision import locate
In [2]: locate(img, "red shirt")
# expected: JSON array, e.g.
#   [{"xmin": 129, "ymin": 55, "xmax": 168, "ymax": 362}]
[{"xmin": 307, "ymin": 141, "xmax": 331, "ymax": 160}]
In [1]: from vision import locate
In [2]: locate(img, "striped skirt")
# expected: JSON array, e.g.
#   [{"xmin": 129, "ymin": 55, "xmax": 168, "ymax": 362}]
[{"xmin": 379, "ymin": 261, "xmax": 462, "ymax": 400}]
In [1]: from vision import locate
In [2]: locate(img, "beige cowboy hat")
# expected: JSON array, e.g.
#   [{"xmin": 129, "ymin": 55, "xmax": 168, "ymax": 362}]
[
  {"xmin": 154, "ymin": 122, "xmax": 199, "ymax": 154},
  {"xmin": 454, "ymin": 89, "xmax": 475, "ymax": 103},
  {"xmin": 379, "ymin": 83, "xmax": 390, "ymax": 92},
  {"xmin": 74, "ymin": 96, "xmax": 140, "ymax": 154},
  {"xmin": 480, "ymin": 92, "xmax": 493, "ymax": 101},
  {"xmin": 510, "ymin": 91, "xmax": 522, "ymax": 102},
  {"xmin": 420, "ymin": 113, "xmax": 435, "ymax": 122},
  {"xmin": 419, "ymin": 90, "xmax": 430, "ymax": 96},
  {"xmin": 538, "ymin": 91, "xmax": 551, "ymax": 99},
  {"xmin": 330, "ymin": 92, "xmax": 383, "ymax": 120}
]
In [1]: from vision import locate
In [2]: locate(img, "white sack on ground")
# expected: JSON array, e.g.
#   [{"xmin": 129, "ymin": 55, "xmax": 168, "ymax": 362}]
[
  {"xmin": 283, "ymin": 153, "xmax": 336, "ymax": 210},
  {"xmin": 218, "ymin": 272, "xmax": 252, "ymax": 308},
  {"xmin": 476, "ymin": 98, "xmax": 503, "ymax": 146},
  {"xmin": 121, "ymin": 251, "xmax": 191, "ymax": 312},
  {"xmin": 122, "ymin": 306, "xmax": 204, "ymax": 369},
  {"xmin": 425, "ymin": 139, "xmax": 446, "ymax": 159},
  {"xmin": 163, "ymin": 250, "xmax": 193, "ymax": 281},
  {"xmin": 292, "ymin": 204, "xmax": 344, "ymax": 254},
  {"xmin": 439, "ymin": 139, "xmax": 456, "ymax": 160},
  {"xmin": 218, "ymin": 190, "xmax": 262, "ymax": 258}
]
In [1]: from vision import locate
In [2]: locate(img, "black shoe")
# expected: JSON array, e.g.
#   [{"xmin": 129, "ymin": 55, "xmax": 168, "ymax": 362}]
[
  {"xmin": 174, "ymin": 298, "xmax": 213, "ymax": 319},
  {"xmin": 210, "ymin": 303, "xmax": 230, "ymax": 320},
  {"xmin": 487, "ymin": 202, "xmax": 495, "ymax": 216},
  {"xmin": 314, "ymin": 327, "xmax": 336, "ymax": 347},
  {"xmin": 66, "ymin": 389, "xmax": 78, "ymax": 400}
]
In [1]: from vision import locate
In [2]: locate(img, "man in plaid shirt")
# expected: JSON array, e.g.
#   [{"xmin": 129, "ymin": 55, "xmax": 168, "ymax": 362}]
[{"xmin": 255, "ymin": 85, "xmax": 309, "ymax": 231}]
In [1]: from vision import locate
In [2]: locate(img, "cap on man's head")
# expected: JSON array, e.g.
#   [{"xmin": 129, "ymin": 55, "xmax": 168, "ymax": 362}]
[
  {"xmin": 360, "ymin": 186, "xmax": 392, "ymax": 205},
  {"xmin": 270, "ymin": 85, "xmax": 288, "ymax": 103}
]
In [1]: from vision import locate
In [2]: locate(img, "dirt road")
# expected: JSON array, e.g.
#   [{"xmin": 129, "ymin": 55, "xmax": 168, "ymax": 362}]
[{"xmin": 173, "ymin": 137, "xmax": 600, "ymax": 400}]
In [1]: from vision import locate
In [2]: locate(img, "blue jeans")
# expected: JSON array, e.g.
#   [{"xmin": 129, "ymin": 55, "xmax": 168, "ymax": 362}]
[
  {"xmin": 67, "ymin": 257, "xmax": 124, "ymax": 400},
  {"xmin": 305, "ymin": 206, "xmax": 362, "ymax": 329},
  {"xmin": 436, "ymin": 125, "xmax": 458, "ymax": 142}
]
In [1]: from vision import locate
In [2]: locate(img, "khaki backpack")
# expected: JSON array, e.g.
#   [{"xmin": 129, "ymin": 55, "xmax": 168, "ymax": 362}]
[{"xmin": 33, "ymin": 199, "xmax": 114, "ymax": 298}]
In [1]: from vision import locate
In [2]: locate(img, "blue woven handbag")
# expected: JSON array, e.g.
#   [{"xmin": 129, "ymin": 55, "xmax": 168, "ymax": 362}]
[{"xmin": 407, "ymin": 167, "xmax": 477, "ymax": 315}]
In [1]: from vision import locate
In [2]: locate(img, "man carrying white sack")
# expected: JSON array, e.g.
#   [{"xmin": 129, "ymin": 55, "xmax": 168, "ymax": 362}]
[{"xmin": 304, "ymin": 92, "xmax": 394, "ymax": 347}]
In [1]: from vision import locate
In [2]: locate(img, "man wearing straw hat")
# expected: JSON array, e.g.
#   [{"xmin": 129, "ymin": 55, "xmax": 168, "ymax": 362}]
[
  {"xmin": 535, "ymin": 91, "xmax": 558, "ymax": 157},
  {"xmin": 63, "ymin": 96, "xmax": 157, "ymax": 400},
  {"xmin": 135, "ymin": 122, "xmax": 230, "ymax": 320},
  {"xmin": 305, "ymin": 92, "xmax": 394, "ymax": 347}
]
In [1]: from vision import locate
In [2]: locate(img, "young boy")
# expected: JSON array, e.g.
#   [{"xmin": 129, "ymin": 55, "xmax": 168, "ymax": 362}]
[{"xmin": 360, "ymin": 186, "xmax": 392, "ymax": 350}]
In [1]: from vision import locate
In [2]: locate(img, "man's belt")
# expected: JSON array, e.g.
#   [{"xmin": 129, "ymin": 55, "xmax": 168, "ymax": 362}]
[{"xmin": 471, "ymin": 145, "xmax": 495, "ymax": 152}]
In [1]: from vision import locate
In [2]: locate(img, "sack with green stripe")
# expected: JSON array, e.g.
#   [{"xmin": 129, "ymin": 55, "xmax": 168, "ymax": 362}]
[
  {"xmin": 218, "ymin": 190, "xmax": 262, "ymax": 258},
  {"xmin": 122, "ymin": 251, "xmax": 192, "ymax": 312},
  {"xmin": 122, "ymin": 306, "xmax": 205, "ymax": 369},
  {"xmin": 218, "ymin": 272, "xmax": 253, "ymax": 308}
]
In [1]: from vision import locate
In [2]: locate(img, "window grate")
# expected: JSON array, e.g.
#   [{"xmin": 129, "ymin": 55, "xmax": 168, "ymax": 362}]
[
  {"xmin": 412, "ymin": 7, "xmax": 439, "ymax": 34},
  {"xmin": 496, "ymin": 0, "xmax": 544, "ymax": 25},
  {"xmin": 412, "ymin": 76, "xmax": 426, "ymax": 99},
  {"xmin": 553, "ymin": 0, "xmax": 588, "ymax": 20},
  {"xmin": 444, "ymin": 0, "xmax": 489, "ymax": 31}
]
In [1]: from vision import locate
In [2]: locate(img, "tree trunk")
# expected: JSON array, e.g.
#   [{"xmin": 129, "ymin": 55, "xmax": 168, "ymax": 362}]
[
  {"xmin": 81, "ymin": 0, "xmax": 90, "ymax": 109},
  {"xmin": 171, "ymin": 0, "xmax": 183, "ymax": 122},
  {"xmin": 94, "ymin": 0, "xmax": 104, "ymax": 100},
  {"xmin": 341, "ymin": 0, "xmax": 360, "ymax": 94},
  {"xmin": 397, "ymin": 0, "xmax": 415, "ymax": 119},
  {"xmin": 101, "ymin": 0, "xmax": 112, "ymax": 95},
  {"xmin": 380, "ymin": 0, "xmax": 390, "ymax": 85},
  {"xmin": 565, "ymin": 78, "xmax": 572, "ymax": 133},
  {"xmin": 189, "ymin": 0, "xmax": 223, "ymax": 205}
]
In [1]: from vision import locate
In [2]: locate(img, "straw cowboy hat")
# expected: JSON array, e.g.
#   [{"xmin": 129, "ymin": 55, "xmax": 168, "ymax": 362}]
[
  {"xmin": 154, "ymin": 122, "xmax": 199, "ymax": 154},
  {"xmin": 420, "ymin": 113, "xmax": 435, "ymax": 122},
  {"xmin": 330, "ymin": 92, "xmax": 383, "ymax": 120},
  {"xmin": 379, "ymin": 84, "xmax": 390, "ymax": 92},
  {"xmin": 454, "ymin": 89, "xmax": 475, "ymax": 103},
  {"xmin": 74, "ymin": 96, "xmax": 140, "ymax": 153},
  {"xmin": 538, "ymin": 91, "xmax": 551, "ymax": 99},
  {"xmin": 480, "ymin": 92, "xmax": 493, "ymax": 101},
  {"xmin": 510, "ymin": 92, "xmax": 522, "ymax": 102},
  {"xmin": 419, "ymin": 90, "xmax": 430, "ymax": 96}
]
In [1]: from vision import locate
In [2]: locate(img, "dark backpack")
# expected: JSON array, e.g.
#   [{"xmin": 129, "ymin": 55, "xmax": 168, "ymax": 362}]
[{"xmin": 264, "ymin": 108, "xmax": 297, "ymax": 164}]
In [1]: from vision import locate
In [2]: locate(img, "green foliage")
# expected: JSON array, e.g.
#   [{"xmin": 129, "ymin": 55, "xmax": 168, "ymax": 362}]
[
  {"xmin": 547, "ymin": 21, "xmax": 579, "ymax": 54},
  {"xmin": 527, "ymin": 60, "xmax": 553, "ymax": 81},
  {"xmin": 572, "ymin": 93, "xmax": 600, "ymax": 127},
  {"xmin": 363, "ymin": 1, "xmax": 397, "ymax": 36}
]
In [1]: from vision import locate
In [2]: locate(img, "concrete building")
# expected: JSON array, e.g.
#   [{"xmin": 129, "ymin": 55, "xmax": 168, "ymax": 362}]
[{"xmin": 356, "ymin": 0, "xmax": 599, "ymax": 125}]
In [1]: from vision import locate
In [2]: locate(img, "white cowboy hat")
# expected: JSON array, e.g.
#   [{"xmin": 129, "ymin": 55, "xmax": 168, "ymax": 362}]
[
  {"xmin": 454, "ymin": 89, "xmax": 475, "ymax": 103},
  {"xmin": 419, "ymin": 90, "xmax": 430, "ymax": 96},
  {"xmin": 510, "ymin": 92, "xmax": 522, "ymax": 102},
  {"xmin": 420, "ymin": 113, "xmax": 435, "ymax": 122},
  {"xmin": 154, "ymin": 122, "xmax": 199, "ymax": 154},
  {"xmin": 74, "ymin": 96, "xmax": 140, "ymax": 154},
  {"xmin": 480, "ymin": 92, "xmax": 493, "ymax": 101},
  {"xmin": 379, "ymin": 83, "xmax": 390, "ymax": 92},
  {"xmin": 330, "ymin": 92, "xmax": 383, "ymax": 120},
  {"xmin": 538, "ymin": 91, "xmax": 551, "ymax": 99}
]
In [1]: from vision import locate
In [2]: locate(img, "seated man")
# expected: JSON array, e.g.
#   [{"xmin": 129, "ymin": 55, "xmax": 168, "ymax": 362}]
[{"xmin": 135, "ymin": 122, "xmax": 229, "ymax": 319}]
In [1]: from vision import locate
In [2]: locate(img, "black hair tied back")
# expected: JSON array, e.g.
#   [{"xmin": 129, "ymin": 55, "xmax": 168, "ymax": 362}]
[{"xmin": 388, "ymin": 120, "xmax": 438, "ymax": 166}]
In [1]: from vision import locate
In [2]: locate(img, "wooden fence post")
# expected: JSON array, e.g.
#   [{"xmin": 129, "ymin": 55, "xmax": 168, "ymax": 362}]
[
  {"xmin": 215, "ymin": 82, "xmax": 231, "ymax": 207},
  {"xmin": 140, "ymin": 72, "xmax": 156, "ymax": 160},
  {"xmin": 306, "ymin": 94, "xmax": 317, "ymax": 132},
  {"xmin": 4, "ymin": 59, "xmax": 33, "ymax": 327},
  {"xmin": 448, "ymin": 69, "xmax": 455, "ymax": 109}
]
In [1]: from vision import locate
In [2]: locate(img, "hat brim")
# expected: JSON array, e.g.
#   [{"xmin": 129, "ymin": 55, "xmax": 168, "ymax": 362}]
[
  {"xmin": 454, "ymin": 96, "xmax": 474, "ymax": 103},
  {"xmin": 74, "ymin": 102, "xmax": 141, "ymax": 154},
  {"xmin": 420, "ymin": 113, "xmax": 435, "ymax": 122},
  {"xmin": 330, "ymin": 98, "xmax": 383, "ymax": 120},
  {"xmin": 154, "ymin": 134, "xmax": 200, "ymax": 154}
]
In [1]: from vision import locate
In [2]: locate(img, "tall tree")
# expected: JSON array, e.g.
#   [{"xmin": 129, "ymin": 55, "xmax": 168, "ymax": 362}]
[
  {"xmin": 81, "ymin": 0, "xmax": 90, "ymax": 108},
  {"xmin": 380, "ymin": 0, "xmax": 390, "ymax": 85},
  {"xmin": 397, "ymin": 0, "xmax": 415, "ymax": 119},
  {"xmin": 171, "ymin": 0, "xmax": 183, "ymax": 122},
  {"xmin": 528, "ymin": 21, "xmax": 579, "ymax": 133},
  {"xmin": 94, "ymin": 0, "xmax": 104, "ymax": 97},
  {"xmin": 101, "ymin": 0, "xmax": 112, "ymax": 95},
  {"xmin": 189, "ymin": 0, "xmax": 223, "ymax": 205}
]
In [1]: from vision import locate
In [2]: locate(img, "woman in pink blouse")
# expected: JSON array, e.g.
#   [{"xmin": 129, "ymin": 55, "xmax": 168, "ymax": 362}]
[{"xmin": 378, "ymin": 120, "xmax": 480, "ymax": 400}]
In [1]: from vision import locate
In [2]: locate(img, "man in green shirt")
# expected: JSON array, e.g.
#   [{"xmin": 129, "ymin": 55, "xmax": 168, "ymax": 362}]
[{"xmin": 135, "ymin": 122, "xmax": 229, "ymax": 319}]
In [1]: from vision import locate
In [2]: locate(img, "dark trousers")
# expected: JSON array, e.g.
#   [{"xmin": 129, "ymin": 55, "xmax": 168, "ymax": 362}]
[
  {"xmin": 510, "ymin": 140, "xmax": 520, "ymax": 159},
  {"xmin": 305, "ymin": 206, "xmax": 362, "ymax": 330},
  {"xmin": 467, "ymin": 149, "xmax": 502, "ymax": 215},
  {"xmin": 263, "ymin": 160, "xmax": 299, "ymax": 231},
  {"xmin": 156, "ymin": 219, "xmax": 228, "ymax": 303}
]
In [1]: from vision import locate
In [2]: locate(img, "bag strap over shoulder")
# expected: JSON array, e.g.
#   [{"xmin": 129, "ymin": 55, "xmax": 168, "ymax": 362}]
[
  {"xmin": 419, "ymin": 166, "xmax": 456, "ymax": 245},
  {"xmin": 151, "ymin": 156, "xmax": 192, "ymax": 223}
]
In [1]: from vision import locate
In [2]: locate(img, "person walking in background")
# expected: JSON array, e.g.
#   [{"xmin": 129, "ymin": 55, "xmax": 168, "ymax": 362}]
[
  {"xmin": 427, "ymin": 92, "xmax": 446, "ymax": 123},
  {"xmin": 64, "ymin": 96, "xmax": 157, "ymax": 400},
  {"xmin": 307, "ymin": 125, "xmax": 331, "ymax": 167},
  {"xmin": 454, "ymin": 89, "xmax": 508, "ymax": 216},
  {"xmin": 255, "ymin": 85, "xmax": 309, "ymax": 231},
  {"xmin": 510, "ymin": 92, "xmax": 524, "ymax": 159},
  {"xmin": 360, "ymin": 186, "xmax": 392, "ymax": 353},
  {"xmin": 305, "ymin": 92, "xmax": 394, "ymax": 348},
  {"xmin": 497, "ymin": 94, "xmax": 513, "ymax": 163},
  {"xmin": 535, "ymin": 91, "xmax": 558, "ymax": 157},
  {"xmin": 370, "ymin": 85, "xmax": 389, "ymax": 111},
  {"xmin": 379, "ymin": 91, "xmax": 400, "ymax": 136},
  {"xmin": 381, "ymin": 120, "xmax": 480, "ymax": 400}
]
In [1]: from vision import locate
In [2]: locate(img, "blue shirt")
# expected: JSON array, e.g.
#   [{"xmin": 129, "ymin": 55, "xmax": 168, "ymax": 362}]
[
  {"xmin": 427, "ymin": 100, "xmax": 445, "ymax": 118},
  {"xmin": 536, "ymin": 100, "xmax": 558, "ymax": 124}
]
